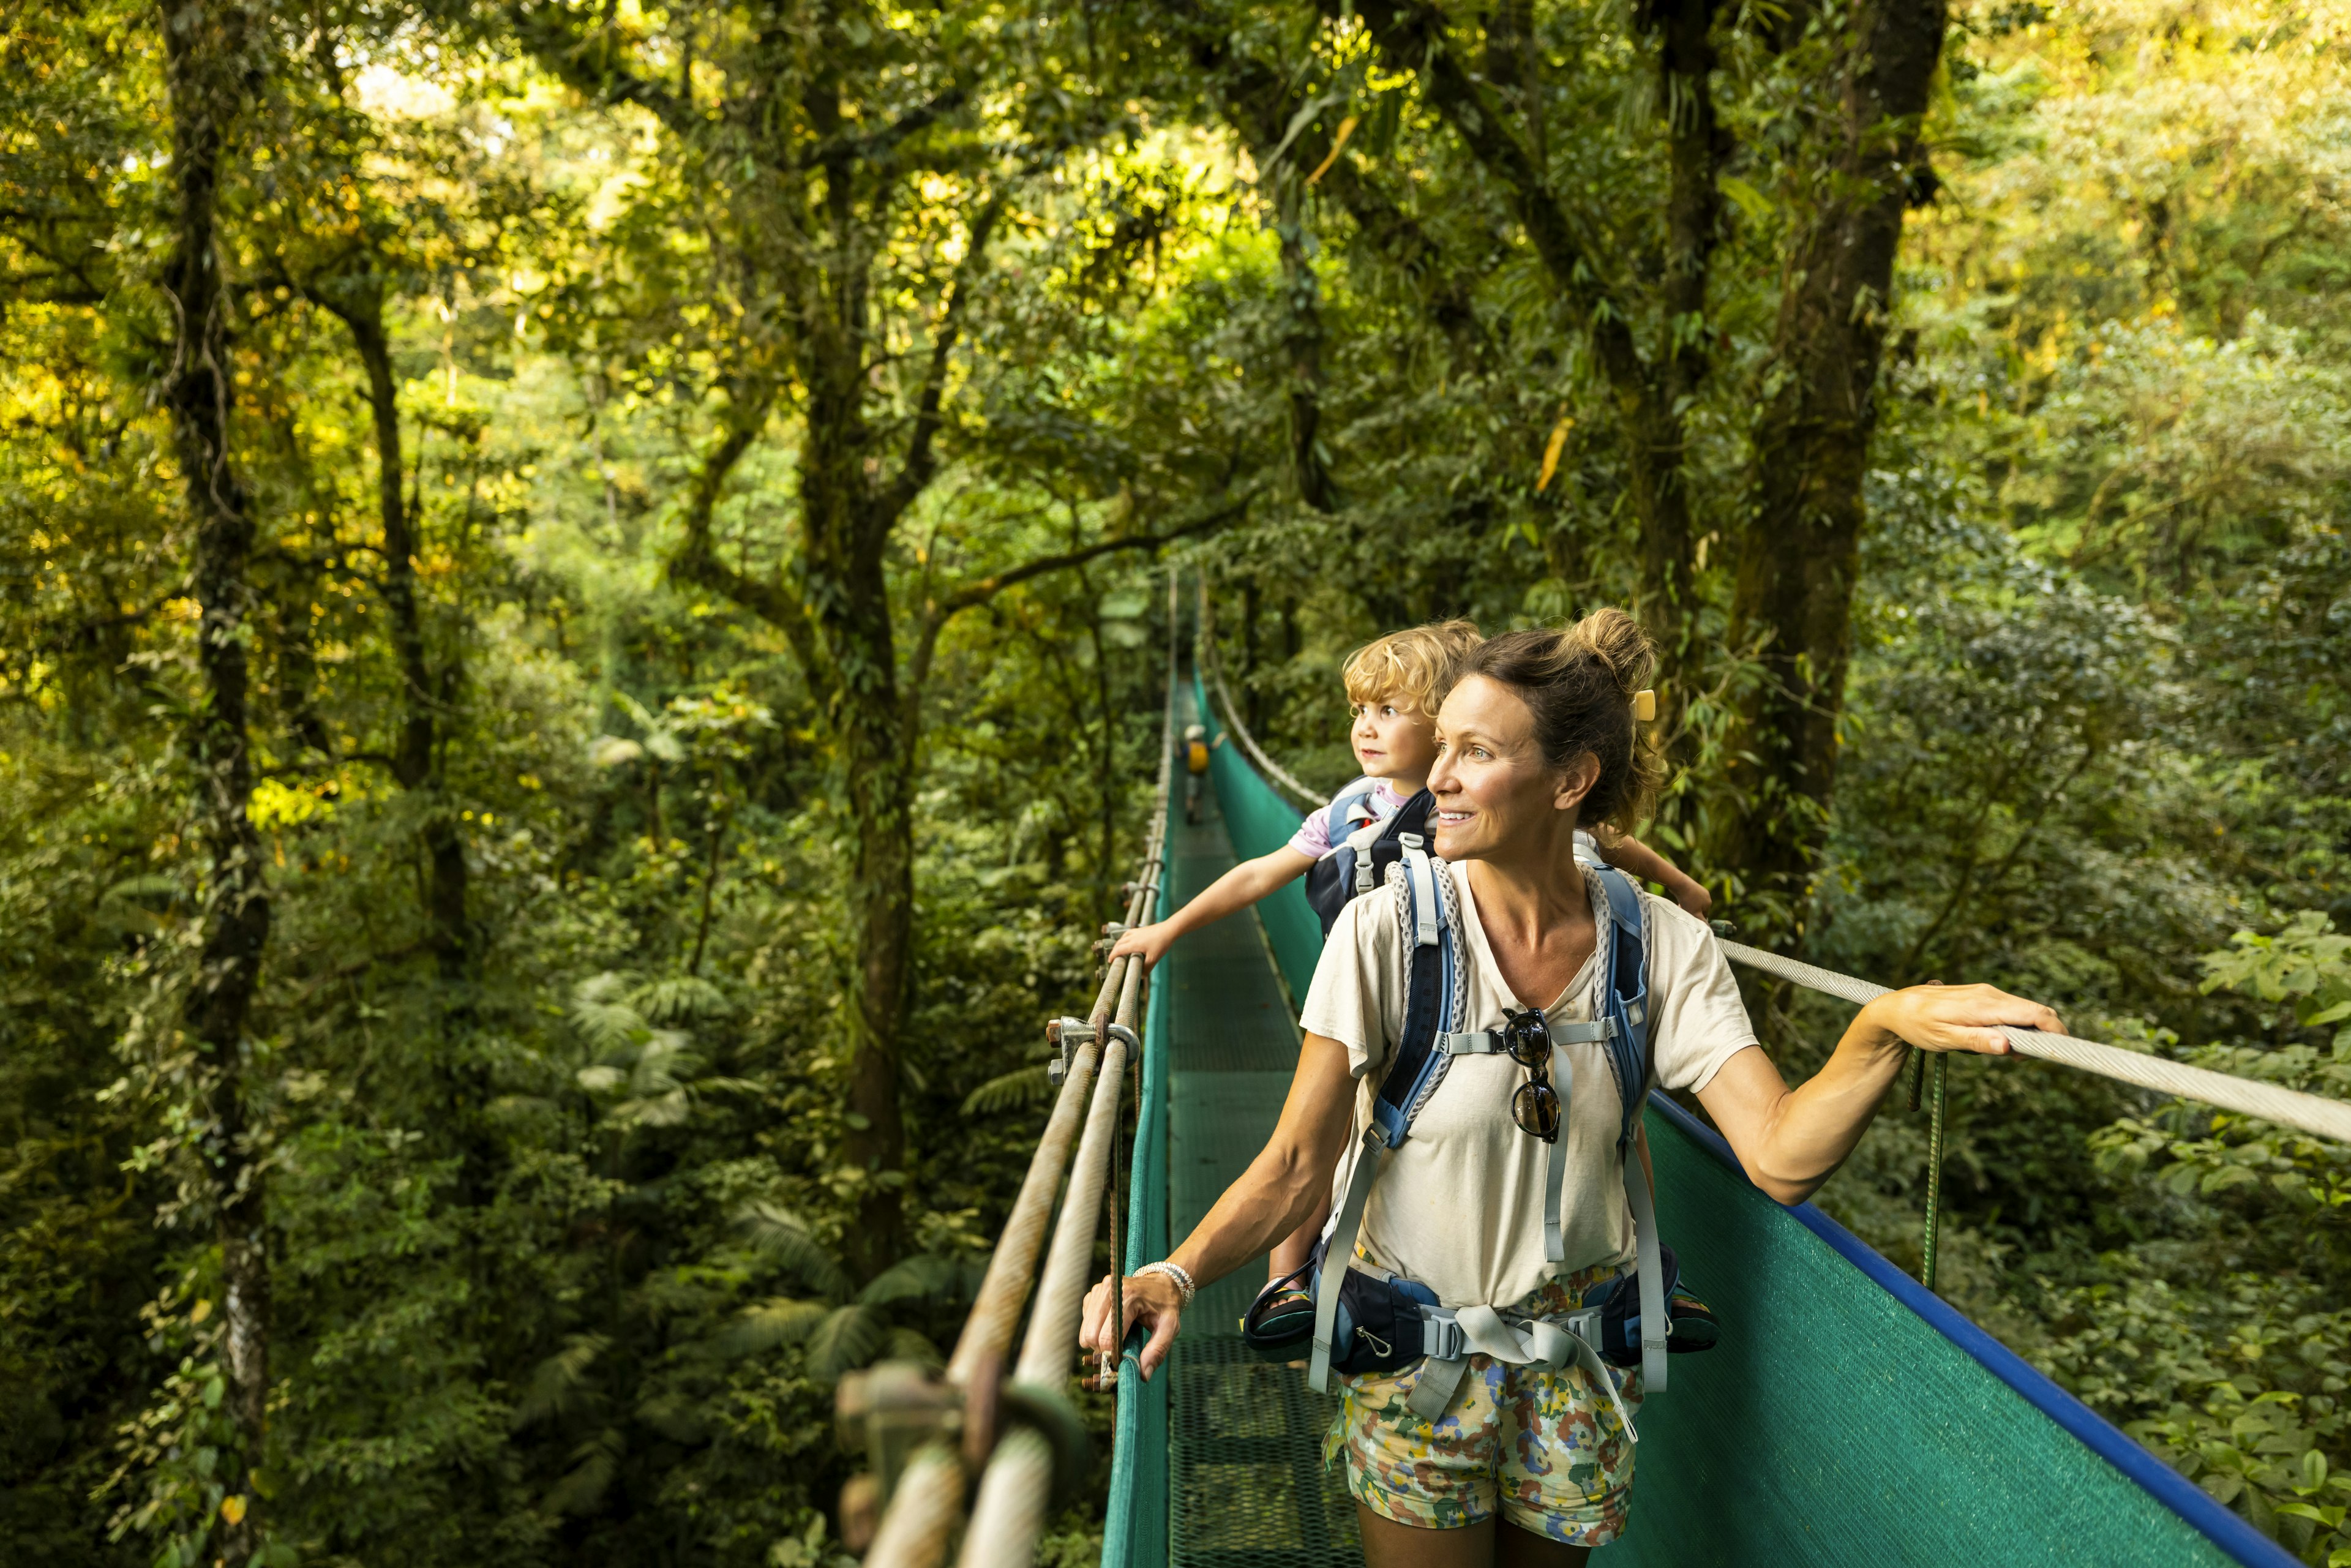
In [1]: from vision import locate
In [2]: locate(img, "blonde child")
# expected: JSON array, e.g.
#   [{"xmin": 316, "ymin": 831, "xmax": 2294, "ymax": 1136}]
[{"xmin": 1111, "ymin": 620, "xmax": 1710, "ymax": 1304}]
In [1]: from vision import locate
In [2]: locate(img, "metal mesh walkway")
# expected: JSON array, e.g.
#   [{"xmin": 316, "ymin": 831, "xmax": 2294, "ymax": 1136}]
[{"xmin": 1160, "ymin": 678, "xmax": 1359, "ymax": 1568}]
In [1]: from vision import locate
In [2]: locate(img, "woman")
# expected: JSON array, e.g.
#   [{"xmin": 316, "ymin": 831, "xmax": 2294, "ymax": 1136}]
[{"xmin": 1080, "ymin": 610, "xmax": 2063, "ymax": 1567}]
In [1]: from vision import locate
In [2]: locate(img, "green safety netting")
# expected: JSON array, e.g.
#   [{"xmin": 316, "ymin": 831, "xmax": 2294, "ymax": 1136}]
[
  {"xmin": 1193, "ymin": 672, "xmax": 1323, "ymax": 1000},
  {"xmin": 1103, "ymin": 803, "xmax": 1172, "ymax": 1568},
  {"xmin": 1104, "ymin": 667, "xmax": 2289, "ymax": 1567}
]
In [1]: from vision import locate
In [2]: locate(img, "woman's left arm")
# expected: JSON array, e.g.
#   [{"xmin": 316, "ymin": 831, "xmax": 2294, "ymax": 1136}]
[{"xmin": 1693, "ymin": 983, "xmax": 2064, "ymax": 1206}]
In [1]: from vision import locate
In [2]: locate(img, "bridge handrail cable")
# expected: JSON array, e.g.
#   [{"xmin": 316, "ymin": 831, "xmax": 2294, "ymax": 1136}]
[
  {"xmin": 862, "ymin": 576, "xmax": 1180, "ymax": 1568},
  {"xmin": 1196, "ymin": 585, "xmax": 1325, "ymax": 813}
]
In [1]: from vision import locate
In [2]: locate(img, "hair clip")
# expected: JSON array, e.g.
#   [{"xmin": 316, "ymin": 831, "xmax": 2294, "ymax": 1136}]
[{"xmin": 1633, "ymin": 689, "xmax": 1657, "ymax": 723}]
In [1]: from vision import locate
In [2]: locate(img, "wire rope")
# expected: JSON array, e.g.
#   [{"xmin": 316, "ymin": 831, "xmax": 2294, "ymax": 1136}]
[
  {"xmin": 1719, "ymin": 939, "xmax": 2351, "ymax": 1146},
  {"xmin": 1194, "ymin": 585, "xmax": 1325, "ymax": 812}
]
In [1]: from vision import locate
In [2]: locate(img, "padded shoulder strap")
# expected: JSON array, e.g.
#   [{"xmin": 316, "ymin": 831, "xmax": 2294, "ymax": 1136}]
[
  {"xmin": 1588, "ymin": 866, "xmax": 1668, "ymax": 1392},
  {"xmin": 1587, "ymin": 865, "xmax": 1652, "ymax": 1147},
  {"xmin": 1325, "ymin": 782, "xmax": 1380, "ymax": 841},
  {"xmin": 1309, "ymin": 844, "xmax": 1463, "ymax": 1395},
  {"xmin": 1368, "ymin": 840, "xmax": 1459, "ymax": 1147}
]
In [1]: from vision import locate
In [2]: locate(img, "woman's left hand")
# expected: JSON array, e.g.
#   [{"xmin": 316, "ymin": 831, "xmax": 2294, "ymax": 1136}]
[{"xmin": 1862, "ymin": 981, "xmax": 2066, "ymax": 1057}]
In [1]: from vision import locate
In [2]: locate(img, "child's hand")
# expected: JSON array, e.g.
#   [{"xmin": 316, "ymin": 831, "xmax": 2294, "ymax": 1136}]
[
  {"xmin": 1109, "ymin": 922, "xmax": 1176, "ymax": 972},
  {"xmin": 1666, "ymin": 873, "xmax": 1713, "ymax": 918}
]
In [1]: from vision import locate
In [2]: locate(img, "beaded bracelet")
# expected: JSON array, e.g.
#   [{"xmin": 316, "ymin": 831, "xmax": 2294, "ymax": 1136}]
[{"xmin": 1135, "ymin": 1260, "xmax": 1196, "ymax": 1305}]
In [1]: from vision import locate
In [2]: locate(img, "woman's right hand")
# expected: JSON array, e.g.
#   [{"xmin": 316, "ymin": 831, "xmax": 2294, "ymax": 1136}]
[
  {"xmin": 1080, "ymin": 1269, "xmax": 1186, "ymax": 1381},
  {"xmin": 1108, "ymin": 922, "xmax": 1176, "ymax": 972}
]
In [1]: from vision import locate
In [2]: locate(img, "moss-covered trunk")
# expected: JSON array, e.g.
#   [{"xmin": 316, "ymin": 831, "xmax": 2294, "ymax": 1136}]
[
  {"xmin": 1712, "ymin": 0, "xmax": 1948, "ymax": 929},
  {"xmin": 160, "ymin": 1, "xmax": 271, "ymax": 1555}
]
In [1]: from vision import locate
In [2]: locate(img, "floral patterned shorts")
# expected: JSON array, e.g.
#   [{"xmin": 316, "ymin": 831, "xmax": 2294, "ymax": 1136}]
[{"xmin": 1322, "ymin": 1267, "xmax": 1641, "ymax": 1545}]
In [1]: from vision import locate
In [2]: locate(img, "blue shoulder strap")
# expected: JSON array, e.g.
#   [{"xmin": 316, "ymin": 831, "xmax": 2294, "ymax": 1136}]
[
  {"xmin": 1324, "ymin": 782, "xmax": 1381, "ymax": 846},
  {"xmin": 1588, "ymin": 865, "xmax": 1651, "ymax": 1147},
  {"xmin": 1588, "ymin": 865, "xmax": 1671, "ymax": 1393},
  {"xmin": 1310, "ymin": 836, "xmax": 1459, "ymax": 1394},
  {"xmin": 1369, "ymin": 837, "xmax": 1456, "ymax": 1145}
]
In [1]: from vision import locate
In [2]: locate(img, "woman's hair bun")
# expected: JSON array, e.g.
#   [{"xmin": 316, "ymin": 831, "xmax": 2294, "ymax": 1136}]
[{"xmin": 1560, "ymin": 607, "xmax": 1656, "ymax": 707}]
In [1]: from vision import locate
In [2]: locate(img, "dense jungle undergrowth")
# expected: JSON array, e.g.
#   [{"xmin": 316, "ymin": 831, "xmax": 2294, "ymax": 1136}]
[{"xmin": 4, "ymin": 0, "xmax": 2349, "ymax": 1561}]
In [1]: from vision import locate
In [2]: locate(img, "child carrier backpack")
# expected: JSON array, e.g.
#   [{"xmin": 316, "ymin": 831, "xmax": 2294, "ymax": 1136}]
[
  {"xmin": 1303, "ymin": 788, "xmax": 1432, "ymax": 937},
  {"xmin": 1248, "ymin": 838, "xmax": 1717, "ymax": 1430}
]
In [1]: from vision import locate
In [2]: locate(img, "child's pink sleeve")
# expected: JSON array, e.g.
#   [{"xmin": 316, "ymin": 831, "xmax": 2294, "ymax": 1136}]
[{"xmin": 1285, "ymin": 808, "xmax": 1333, "ymax": 860}]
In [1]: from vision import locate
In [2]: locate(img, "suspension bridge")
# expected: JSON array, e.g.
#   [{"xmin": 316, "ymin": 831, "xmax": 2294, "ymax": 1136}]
[{"xmin": 845, "ymin": 598, "xmax": 2339, "ymax": 1568}]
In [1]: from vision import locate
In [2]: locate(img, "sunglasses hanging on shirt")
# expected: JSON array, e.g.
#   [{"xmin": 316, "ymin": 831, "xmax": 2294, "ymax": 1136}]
[{"xmin": 1502, "ymin": 1005, "xmax": 1560, "ymax": 1142}]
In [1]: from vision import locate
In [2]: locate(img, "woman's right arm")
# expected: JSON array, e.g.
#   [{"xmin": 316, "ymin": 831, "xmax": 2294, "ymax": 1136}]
[
  {"xmin": 1079, "ymin": 1030, "xmax": 1359, "ymax": 1378},
  {"xmin": 1107, "ymin": 847, "xmax": 1315, "ymax": 970}
]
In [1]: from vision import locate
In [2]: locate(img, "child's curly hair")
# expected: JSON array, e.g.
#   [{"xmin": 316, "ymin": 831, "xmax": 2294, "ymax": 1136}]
[{"xmin": 1341, "ymin": 620, "xmax": 1483, "ymax": 716}]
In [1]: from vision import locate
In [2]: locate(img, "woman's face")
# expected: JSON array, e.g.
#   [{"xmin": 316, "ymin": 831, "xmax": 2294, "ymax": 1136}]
[{"xmin": 1427, "ymin": 675, "xmax": 1592, "ymax": 863}]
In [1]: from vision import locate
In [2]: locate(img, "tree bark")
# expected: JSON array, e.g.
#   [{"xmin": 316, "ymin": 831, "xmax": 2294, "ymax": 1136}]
[
  {"xmin": 340, "ymin": 296, "xmax": 471, "ymax": 980},
  {"xmin": 1274, "ymin": 173, "xmax": 1337, "ymax": 514},
  {"xmin": 1645, "ymin": 0, "xmax": 1727, "ymax": 666},
  {"xmin": 1711, "ymin": 0, "xmax": 1947, "ymax": 928},
  {"xmin": 1341, "ymin": 0, "xmax": 1717, "ymax": 678},
  {"xmin": 159, "ymin": 0, "xmax": 270, "ymax": 1556}
]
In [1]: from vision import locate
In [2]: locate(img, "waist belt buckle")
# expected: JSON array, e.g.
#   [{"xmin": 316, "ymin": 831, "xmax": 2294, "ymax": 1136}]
[{"xmin": 1421, "ymin": 1310, "xmax": 1466, "ymax": 1362}]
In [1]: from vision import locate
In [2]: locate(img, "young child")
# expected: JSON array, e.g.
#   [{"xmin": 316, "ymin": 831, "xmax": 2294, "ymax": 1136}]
[{"xmin": 1111, "ymin": 619, "xmax": 1711, "ymax": 1302}]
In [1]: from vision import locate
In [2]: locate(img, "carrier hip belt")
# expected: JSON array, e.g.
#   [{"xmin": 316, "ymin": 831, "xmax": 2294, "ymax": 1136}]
[{"xmin": 1408, "ymin": 1293, "xmax": 1640, "ymax": 1434}]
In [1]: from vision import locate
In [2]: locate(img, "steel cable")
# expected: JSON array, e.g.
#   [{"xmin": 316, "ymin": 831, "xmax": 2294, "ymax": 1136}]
[
  {"xmin": 1196, "ymin": 585, "xmax": 1324, "ymax": 812},
  {"xmin": 862, "ymin": 574, "xmax": 1182, "ymax": 1568},
  {"xmin": 1720, "ymin": 939, "xmax": 2351, "ymax": 1144}
]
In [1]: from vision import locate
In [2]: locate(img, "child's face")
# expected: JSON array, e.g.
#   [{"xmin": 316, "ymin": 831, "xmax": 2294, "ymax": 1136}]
[{"xmin": 1349, "ymin": 692, "xmax": 1441, "ymax": 784}]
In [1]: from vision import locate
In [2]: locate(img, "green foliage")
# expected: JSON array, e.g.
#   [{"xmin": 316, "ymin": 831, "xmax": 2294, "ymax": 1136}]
[{"xmin": 4, "ymin": 0, "xmax": 2351, "ymax": 1559}]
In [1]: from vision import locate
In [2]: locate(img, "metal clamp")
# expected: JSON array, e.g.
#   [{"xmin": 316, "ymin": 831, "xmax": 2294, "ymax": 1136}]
[
  {"xmin": 833, "ymin": 1357, "xmax": 1094, "ymax": 1547},
  {"xmin": 1045, "ymin": 1016, "xmax": 1095, "ymax": 1087},
  {"xmin": 835, "ymin": 1360, "xmax": 961, "ymax": 1548}
]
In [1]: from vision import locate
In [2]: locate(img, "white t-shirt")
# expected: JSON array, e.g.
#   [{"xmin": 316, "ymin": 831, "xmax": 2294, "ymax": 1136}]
[{"xmin": 1299, "ymin": 860, "xmax": 1757, "ymax": 1310}]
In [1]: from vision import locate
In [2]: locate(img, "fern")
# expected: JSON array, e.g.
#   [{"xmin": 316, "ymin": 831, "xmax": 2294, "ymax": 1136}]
[
  {"xmin": 570, "ymin": 972, "xmax": 649, "ymax": 1054},
  {"xmin": 881, "ymin": 1326, "xmax": 943, "ymax": 1370},
  {"xmin": 723, "ymin": 1296, "xmax": 830, "ymax": 1354},
  {"xmin": 806, "ymin": 1304, "xmax": 885, "ymax": 1380},
  {"xmin": 634, "ymin": 974, "xmax": 728, "ymax": 1022},
  {"xmin": 542, "ymin": 1426, "xmax": 624, "ymax": 1515},
  {"xmin": 735, "ymin": 1202, "xmax": 851, "ymax": 1299},
  {"xmin": 961, "ymin": 1065, "xmax": 1054, "ymax": 1116},
  {"xmin": 513, "ymin": 1332, "xmax": 610, "ymax": 1428},
  {"xmin": 634, "ymin": 1392, "xmax": 711, "ymax": 1444},
  {"xmin": 857, "ymin": 1250, "xmax": 988, "ymax": 1307}
]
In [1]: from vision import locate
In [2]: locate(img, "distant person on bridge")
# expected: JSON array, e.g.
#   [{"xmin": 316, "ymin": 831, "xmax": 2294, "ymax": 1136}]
[
  {"xmin": 1084, "ymin": 609, "xmax": 2061, "ymax": 1568},
  {"xmin": 1112, "ymin": 618, "xmax": 1712, "ymax": 1325},
  {"xmin": 1183, "ymin": 722, "xmax": 1210, "ymax": 825}
]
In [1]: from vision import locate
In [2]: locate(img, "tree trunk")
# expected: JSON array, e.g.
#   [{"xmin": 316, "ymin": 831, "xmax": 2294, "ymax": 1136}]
[
  {"xmin": 1274, "ymin": 174, "xmax": 1337, "ymax": 514},
  {"xmin": 1712, "ymin": 0, "xmax": 1947, "ymax": 929},
  {"xmin": 1342, "ymin": 0, "xmax": 1714, "ymax": 686},
  {"xmin": 1644, "ymin": 0, "xmax": 1727, "ymax": 673},
  {"xmin": 344, "ymin": 299, "xmax": 471, "ymax": 980},
  {"xmin": 803, "ymin": 440, "xmax": 918, "ymax": 1283},
  {"xmin": 159, "ymin": 1, "xmax": 271, "ymax": 1557}
]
